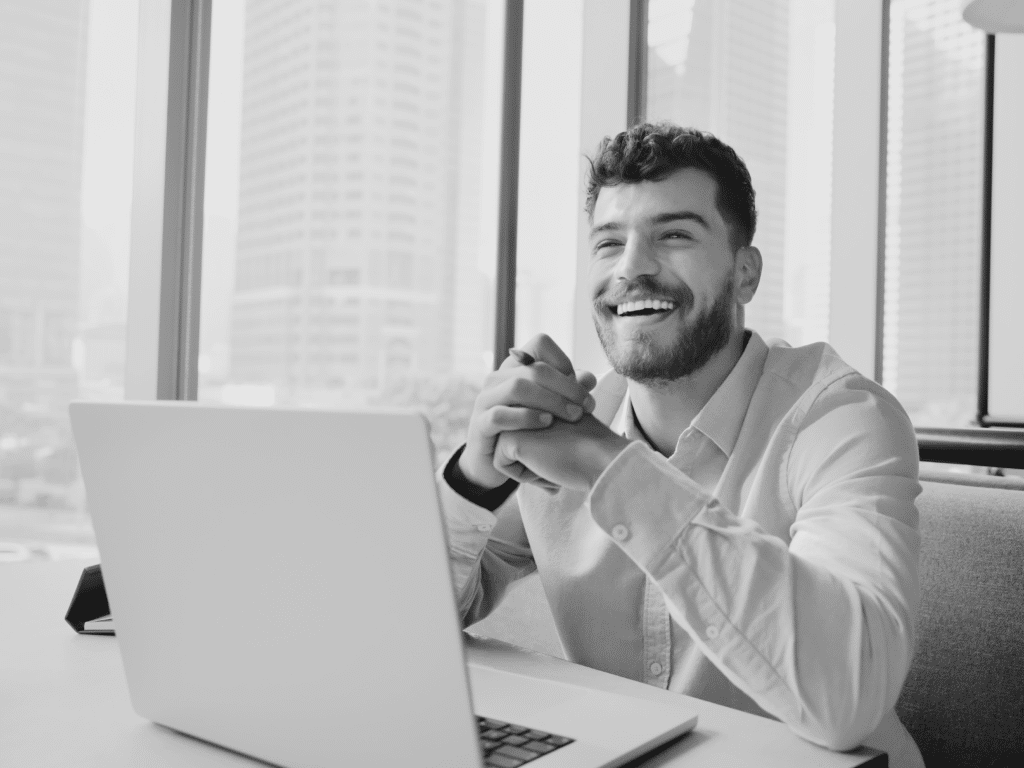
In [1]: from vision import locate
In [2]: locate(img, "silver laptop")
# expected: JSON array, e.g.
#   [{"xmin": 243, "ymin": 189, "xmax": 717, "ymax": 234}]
[{"xmin": 70, "ymin": 401, "xmax": 697, "ymax": 768}]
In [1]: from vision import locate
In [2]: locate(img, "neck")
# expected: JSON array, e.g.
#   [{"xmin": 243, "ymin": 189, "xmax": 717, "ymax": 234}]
[{"xmin": 628, "ymin": 328, "xmax": 747, "ymax": 457}]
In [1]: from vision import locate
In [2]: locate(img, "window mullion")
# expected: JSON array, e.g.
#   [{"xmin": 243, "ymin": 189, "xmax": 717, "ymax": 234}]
[{"xmin": 125, "ymin": 0, "xmax": 210, "ymax": 400}]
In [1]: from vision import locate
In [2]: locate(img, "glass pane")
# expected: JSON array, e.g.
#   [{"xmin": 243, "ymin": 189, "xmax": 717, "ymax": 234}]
[
  {"xmin": 883, "ymin": 0, "xmax": 985, "ymax": 427},
  {"xmin": 514, "ymin": 0, "xmax": 580, "ymax": 357},
  {"xmin": 645, "ymin": 0, "xmax": 836, "ymax": 346},
  {"xmin": 0, "ymin": 0, "xmax": 138, "ymax": 562},
  {"xmin": 200, "ymin": 0, "xmax": 504, "ymax": 463}
]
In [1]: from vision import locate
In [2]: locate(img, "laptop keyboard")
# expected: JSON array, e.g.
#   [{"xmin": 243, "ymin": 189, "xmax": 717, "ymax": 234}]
[{"xmin": 476, "ymin": 716, "xmax": 575, "ymax": 767}]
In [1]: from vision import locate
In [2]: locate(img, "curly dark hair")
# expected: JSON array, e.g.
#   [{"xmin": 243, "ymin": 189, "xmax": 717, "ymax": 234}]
[{"xmin": 585, "ymin": 122, "xmax": 757, "ymax": 249}]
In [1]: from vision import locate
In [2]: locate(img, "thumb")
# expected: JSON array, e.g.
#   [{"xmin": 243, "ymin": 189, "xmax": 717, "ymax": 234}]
[{"xmin": 521, "ymin": 334, "xmax": 574, "ymax": 378}]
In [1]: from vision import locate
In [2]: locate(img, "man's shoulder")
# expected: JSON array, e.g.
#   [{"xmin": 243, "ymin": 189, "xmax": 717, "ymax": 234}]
[
  {"xmin": 587, "ymin": 335, "xmax": 909, "ymax": 429},
  {"xmin": 760, "ymin": 336, "xmax": 913, "ymax": 442},
  {"xmin": 762, "ymin": 337, "xmax": 857, "ymax": 390},
  {"xmin": 760, "ymin": 337, "xmax": 896, "ymax": 406},
  {"xmin": 762, "ymin": 339, "xmax": 921, "ymax": 521},
  {"xmin": 586, "ymin": 338, "xmax": 877, "ymax": 419}
]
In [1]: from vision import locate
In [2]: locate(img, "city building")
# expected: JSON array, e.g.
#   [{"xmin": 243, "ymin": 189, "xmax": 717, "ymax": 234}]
[
  {"xmin": 884, "ymin": 0, "xmax": 985, "ymax": 424},
  {"xmin": 0, "ymin": 0, "xmax": 88, "ymax": 413},
  {"xmin": 232, "ymin": 0, "xmax": 490, "ymax": 403}
]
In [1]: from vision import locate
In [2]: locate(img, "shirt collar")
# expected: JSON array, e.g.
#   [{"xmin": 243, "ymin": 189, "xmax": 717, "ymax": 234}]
[
  {"xmin": 614, "ymin": 330, "xmax": 769, "ymax": 458},
  {"xmin": 690, "ymin": 330, "xmax": 767, "ymax": 456}
]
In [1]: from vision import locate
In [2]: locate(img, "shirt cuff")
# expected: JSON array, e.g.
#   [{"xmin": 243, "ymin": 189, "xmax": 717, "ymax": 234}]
[
  {"xmin": 443, "ymin": 444, "xmax": 519, "ymax": 511},
  {"xmin": 586, "ymin": 440, "xmax": 710, "ymax": 570},
  {"xmin": 436, "ymin": 446, "xmax": 509, "ymax": 563}
]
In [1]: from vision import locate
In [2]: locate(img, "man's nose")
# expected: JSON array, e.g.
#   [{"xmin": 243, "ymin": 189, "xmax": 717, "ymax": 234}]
[{"xmin": 613, "ymin": 236, "xmax": 660, "ymax": 282}]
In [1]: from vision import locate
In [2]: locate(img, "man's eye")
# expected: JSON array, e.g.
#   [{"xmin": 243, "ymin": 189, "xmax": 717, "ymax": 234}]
[
  {"xmin": 595, "ymin": 240, "xmax": 621, "ymax": 252},
  {"xmin": 664, "ymin": 230, "xmax": 693, "ymax": 241}
]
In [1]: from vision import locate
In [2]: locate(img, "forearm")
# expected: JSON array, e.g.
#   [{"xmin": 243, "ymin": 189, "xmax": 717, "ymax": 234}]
[
  {"xmin": 659, "ymin": 522, "xmax": 914, "ymax": 749},
  {"xmin": 445, "ymin": 444, "xmax": 519, "ymax": 511},
  {"xmin": 587, "ymin": 442, "xmax": 918, "ymax": 750},
  {"xmin": 437, "ymin": 448, "xmax": 535, "ymax": 625},
  {"xmin": 456, "ymin": 542, "xmax": 537, "ymax": 626}
]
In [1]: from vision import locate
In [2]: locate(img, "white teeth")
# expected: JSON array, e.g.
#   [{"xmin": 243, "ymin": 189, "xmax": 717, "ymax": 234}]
[{"xmin": 615, "ymin": 299, "xmax": 676, "ymax": 315}]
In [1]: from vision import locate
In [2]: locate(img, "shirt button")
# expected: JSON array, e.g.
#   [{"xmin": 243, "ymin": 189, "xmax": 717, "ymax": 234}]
[
  {"xmin": 649, "ymin": 662, "xmax": 663, "ymax": 676},
  {"xmin": 706, "ymin": 625, "xmax": 719, "ymax": 640},
  {"xmin": 476, "ymin": 523, "xmax": 493, "ymax": 532},
  {"xmin": 611, "ymin": 524, "xmax": 630, "ymax": 542}
]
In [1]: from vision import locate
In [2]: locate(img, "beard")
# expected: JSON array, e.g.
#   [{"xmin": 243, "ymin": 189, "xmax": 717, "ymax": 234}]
[{"xmin": 593, "ymin": 275, "xmax": 735, "ymax": 386}]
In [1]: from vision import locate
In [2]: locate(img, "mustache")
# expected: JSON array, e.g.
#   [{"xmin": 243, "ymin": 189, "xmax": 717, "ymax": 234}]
[{"xmin": 594, "ymin": 275, "xmax": 694, "ymax": 308}]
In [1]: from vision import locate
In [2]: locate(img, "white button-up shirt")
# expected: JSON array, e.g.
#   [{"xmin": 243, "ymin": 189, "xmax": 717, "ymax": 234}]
[{"xmin": 438, "ymin": 331, "xmax": 924, "ymax": 767}]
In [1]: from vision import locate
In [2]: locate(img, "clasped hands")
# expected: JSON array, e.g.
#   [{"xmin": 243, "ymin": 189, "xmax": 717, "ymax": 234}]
[{"xmin": 459, "ymin": 335, "xmax": 631, "ymax": 494}]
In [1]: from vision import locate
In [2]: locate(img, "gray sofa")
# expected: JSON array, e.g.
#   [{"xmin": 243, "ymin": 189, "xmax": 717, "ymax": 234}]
[
  {"xmin": 469, "ymin": 472, "xmax": 1024, "ymax": 767},
  {"xmin": 895, "ymin": 472, "xmax": 1024, "ymax": 767}
]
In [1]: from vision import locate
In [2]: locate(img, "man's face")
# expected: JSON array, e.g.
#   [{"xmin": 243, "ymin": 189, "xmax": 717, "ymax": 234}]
[{"xmin": 589, "ymin": 168, "xmax": 751, "ymax": 384}]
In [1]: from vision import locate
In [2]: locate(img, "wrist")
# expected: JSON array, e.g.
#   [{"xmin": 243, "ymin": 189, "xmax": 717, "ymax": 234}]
[
  {"xmin": 445, "ymin": 445, "xmax": 518, "ymax": 511},
  {"xmin": 457, "ymin": 449, "xmax": 505, "ymax": 491},
  {"xmin": 582, "ymin": 433, "xmax": 631, "ymax": 488}
]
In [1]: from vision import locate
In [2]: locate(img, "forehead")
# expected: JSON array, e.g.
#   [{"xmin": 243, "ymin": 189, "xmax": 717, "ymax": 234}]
[{"xmin": 591, "ymin": 167, "xmax": 723, "ymax": 228}]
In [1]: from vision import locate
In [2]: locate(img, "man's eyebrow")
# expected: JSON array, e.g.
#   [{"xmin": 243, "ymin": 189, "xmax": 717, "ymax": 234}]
[
  {"xmin": 589, "ymin": 221, "xmax": 622, "ymax": 236},
  {"xmin": 651, "ymin": 211, "xmax": 710, "ymax": 229},
  {"xmin": 589, "ymin": 210, "xmax": 711, "ymax": 237}
]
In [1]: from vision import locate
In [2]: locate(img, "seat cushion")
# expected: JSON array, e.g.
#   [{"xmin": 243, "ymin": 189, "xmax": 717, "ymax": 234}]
[{"xmin": 896, "ymin": 480, "xmax": 1024, "ymax": 767}]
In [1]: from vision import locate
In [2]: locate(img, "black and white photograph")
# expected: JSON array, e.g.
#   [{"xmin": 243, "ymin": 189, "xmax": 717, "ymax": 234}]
[{"xmin": 2, "ymin": 1, "xmax": 1022, "ymax": 767}]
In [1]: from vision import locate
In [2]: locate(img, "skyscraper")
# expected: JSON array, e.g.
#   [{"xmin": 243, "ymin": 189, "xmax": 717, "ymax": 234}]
[
  {"xmin": 883, "ymin": 0, "xmax": 984, "ymax": 425},
  {"xmin": 233, "ymin": 0, "xmax": 465, "ymax": 401},
  {"xmin": 0, "ymin": 0, "xmax": 88, "ymax": 411},
  {"xmin": 646, "ymin": 0, "xmax": 791, "ymax": 341}
]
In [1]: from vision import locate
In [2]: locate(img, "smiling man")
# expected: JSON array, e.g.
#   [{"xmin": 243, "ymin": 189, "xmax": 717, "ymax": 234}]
[{"xmin": 438, "ymin": 123, "xmax": 923, "ymax": 767}]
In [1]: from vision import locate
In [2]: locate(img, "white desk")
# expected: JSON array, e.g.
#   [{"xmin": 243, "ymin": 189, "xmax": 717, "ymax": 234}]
[{"xmin": 1, "ymin": 561, "xmax": 885, "ymax": 767}]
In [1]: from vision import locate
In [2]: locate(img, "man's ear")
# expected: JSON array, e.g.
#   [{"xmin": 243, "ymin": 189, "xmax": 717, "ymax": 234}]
[{"xmin": 734, "ymin": 246, "xmax": 762, "ymax": 305}]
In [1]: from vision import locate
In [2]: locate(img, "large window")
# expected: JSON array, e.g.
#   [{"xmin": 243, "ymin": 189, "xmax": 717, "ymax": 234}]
[
  {"xmin": 199, "ymin": 0, "xmax": 505, "ymax": 461},
  {"xmin": 644, "ymin": 0, "xmax": 837, "ymax": 348},
  {"xmin": 2, "ymin": 0, "xmax": 1014, "ymax": 562},
  {"xmin": 0, "ymin": 0, "xmax": 137, "ymax": 561},
  {"xmin": 882, "ymin": 0, "xmax": 986, "ymax": 427}
]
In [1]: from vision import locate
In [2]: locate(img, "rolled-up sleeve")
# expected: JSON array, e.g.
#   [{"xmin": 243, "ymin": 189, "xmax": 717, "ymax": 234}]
[
  {"xmin": 586, "ymin": 378, "xmax": 921, "ymax": 751},
  {"xmin": 436, "ymin": 462, "xmax": 536, "ymax": 625}
]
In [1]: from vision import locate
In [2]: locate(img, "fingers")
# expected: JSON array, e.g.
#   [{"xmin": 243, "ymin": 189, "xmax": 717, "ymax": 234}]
[
  {"xmin": 519, "ymin": 334, "xmax": 575, "ymax": 378},
  {"xmin": 491, "ymin": 356, "xmax": 595, "ymax": 405},
  {"xmin": 498, "ymin": 335, "xmax": 596, "ymax": 408},
  {"xmin": 494, "ymin": 434, "xmax": 560, "ymax": 492},
  {"xmin": 576, "ymin": 369, "xmax": 598, "ymax": 392},
  {"xmin": 482, "ymin": 405, "xmax": 554, "ymax": 435},
  {"xmin": 496, "ymin": 459, "xmax": 559, "ymax": 492},
  {"xmin": 477, "ymin": 374, "xmax": 590, "ymax": 430}
]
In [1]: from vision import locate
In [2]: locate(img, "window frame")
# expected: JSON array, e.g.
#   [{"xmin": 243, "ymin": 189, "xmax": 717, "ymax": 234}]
[
  {"xmin": 125, "ymin": 0, "xmax": 1024, "ymax": 442},
  {"xmin": 493, "ymin": 0, "xmax": 524, "ymax": 369},
  {"xmin": 981, "ymin": 34, "xmax": 1024, "ymax": 428},
  {"xmin": 125, "ymin": 0, "xmax": 210, "ymax": 401}
]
